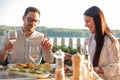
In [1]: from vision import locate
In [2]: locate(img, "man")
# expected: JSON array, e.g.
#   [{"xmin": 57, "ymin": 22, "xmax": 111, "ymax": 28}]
[{"xmin": 0, "ymin": 6, "xmax": 54, "ymax": 64}]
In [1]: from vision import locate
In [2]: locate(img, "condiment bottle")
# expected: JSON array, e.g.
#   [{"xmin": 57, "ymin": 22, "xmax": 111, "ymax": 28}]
[
  {"xmin": 72, "ymin": 53, "xmax": 83, "ymax": 80},
  {"xmin": 82, "ymin": 43, "xmax": 93, "ymax": 80},
  {"xmin": 54, "ymin": 49, "xmax": 65, "ymax": 80},
  {"xmin": 81, "ymin": 54, "xmax": 93, "ymax": 80}
]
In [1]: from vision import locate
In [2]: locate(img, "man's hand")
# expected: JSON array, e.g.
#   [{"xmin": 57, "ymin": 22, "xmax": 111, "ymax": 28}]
[
  {"xmin": 41, "ymin": 33, "xmax": 52, "ymax": 54},
  {"xmin": 4, "ymin": 42, "xmax": 14, "ymax": 52}
]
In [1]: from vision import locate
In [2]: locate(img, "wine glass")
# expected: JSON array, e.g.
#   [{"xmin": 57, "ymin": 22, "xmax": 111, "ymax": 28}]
[
  {"xmin": 7, "ymin": 30, "xmax": 17, "ymax": 54},
  {"xmin": 7, "ymin": 30, "xmax": 17, "ymax": 63},
  {"xmin": 8, "ymin": 30, "xmax": 17, "ymax": 43},
  {"xmin": 29, "ymin": 46, "xmax": 40, "ymax": 64}
]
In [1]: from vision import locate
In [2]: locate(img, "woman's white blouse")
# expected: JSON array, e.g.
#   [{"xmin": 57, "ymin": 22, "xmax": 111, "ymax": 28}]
[{"xmin": 84, "ymin": 34, "xmax": 120, "ymax": 80}]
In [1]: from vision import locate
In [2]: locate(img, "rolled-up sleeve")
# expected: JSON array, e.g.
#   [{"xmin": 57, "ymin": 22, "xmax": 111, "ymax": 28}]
[{"xmin": 42, "ymin": 50, "xmax": 54, "ymax": 63}]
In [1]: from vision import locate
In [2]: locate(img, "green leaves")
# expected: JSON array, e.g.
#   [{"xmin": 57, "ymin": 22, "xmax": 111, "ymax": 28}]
[
  {"xmin": 0, "ymin": 61, "xmax": 6, "ymax": 66},
  {"xmin": 52, "ymin": 45, "xmax": 82, "ymax": 55}
]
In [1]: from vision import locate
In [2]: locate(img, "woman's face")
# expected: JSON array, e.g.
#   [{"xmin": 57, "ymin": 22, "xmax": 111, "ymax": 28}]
[{"xmin": 84, "ymin": 15, "xmax": 95, "ymax": 33}]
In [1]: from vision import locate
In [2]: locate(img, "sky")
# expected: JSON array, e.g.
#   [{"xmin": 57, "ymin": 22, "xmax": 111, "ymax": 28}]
[{"xmin": 0, "ymin": 0, "xmax": 120, "ymax": 29}]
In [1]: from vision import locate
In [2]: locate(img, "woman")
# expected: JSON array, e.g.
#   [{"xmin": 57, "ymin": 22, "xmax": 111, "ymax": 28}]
[{"xmin": 83, "ymin": 6, "xmax": 120, "ymax": 80}]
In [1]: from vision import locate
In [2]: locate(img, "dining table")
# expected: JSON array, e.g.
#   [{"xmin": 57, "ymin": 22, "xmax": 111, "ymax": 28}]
[
  {"xmin": 0, "ymin": 64, "xmax": 102, "ymax": 80},
  {"xmin": 0, "ymin": 66, "xmax": 72, "ymax": 80}
]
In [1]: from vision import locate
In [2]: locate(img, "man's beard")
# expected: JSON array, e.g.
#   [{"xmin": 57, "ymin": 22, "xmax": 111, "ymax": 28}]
[{"xmin": 26, "ymin": 25, "xmax": 33, "ymax": 32}]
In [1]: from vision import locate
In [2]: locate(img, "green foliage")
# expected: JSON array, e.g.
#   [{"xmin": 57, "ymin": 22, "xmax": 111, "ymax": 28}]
[
  {"xmin": 52, "ymin": 45, "xmax": 81, "ymax": 55},
  {"xmin": 0, "ymin": 61, "xmax": 6, "ymax": 66}
]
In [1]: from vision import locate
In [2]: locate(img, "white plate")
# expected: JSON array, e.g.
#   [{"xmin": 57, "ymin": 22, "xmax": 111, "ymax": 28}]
[
  {"xmin": 7, "ymin": 64, "xmax": 16, "ymax": 68},
  {"xmin": 8, "ymin": 71, "xmax": 49, "ymax": 79},
  {"xmin": 50, "ymin": 64, "xmax": 56, "ymax": 70},
  {"xmin": 7, "ymin": 64, "xmax": 49, "ymax": 79},
  {"xmin": 50, "ymin": 64, "xmax": 73, "ymax": 76},
  {"xmin": 0, "ymin": 65, "xmax": 4, "ymax": 68}
]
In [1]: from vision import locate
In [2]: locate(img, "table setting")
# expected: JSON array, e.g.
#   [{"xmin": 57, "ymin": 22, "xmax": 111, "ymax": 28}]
[
  {"xmin": 0, "ymin": 35, "xmax": 102, "ymax": 80},
  {"xmin": 0, "ymin": 63, "xmax": 72, "ymax": 80},
  {"xmin": 0, "ymin": 49, "xmax": 103, "ymax": 80}
]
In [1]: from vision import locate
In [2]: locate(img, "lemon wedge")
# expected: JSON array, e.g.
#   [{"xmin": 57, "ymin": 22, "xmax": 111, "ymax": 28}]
[{"xmin": 43, "ymin": 63, "xmax": 51, "ymax": 71}]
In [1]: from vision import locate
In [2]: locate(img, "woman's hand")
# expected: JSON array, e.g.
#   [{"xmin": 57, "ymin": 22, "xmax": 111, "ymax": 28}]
[{"xmin": 94, "ymin": 67, "xmax": 104, "ymax": 74}]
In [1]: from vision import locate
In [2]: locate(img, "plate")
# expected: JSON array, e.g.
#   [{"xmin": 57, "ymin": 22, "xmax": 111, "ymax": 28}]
[
  {"xmin": 8, "ymin": 71, "xmax": 49, "ymax": 79},
  {"xmin": 0, "ymin": 65, "xmax": 4, "ymax": 68},
  {"xmin": 50, "ymin": 64, "xmax": 56, "ymax": 70},
  {"xmin": 50, "ymin": 64, "xmax": 73, "ymax": 76},
  {"xmin": 7, "ymin": 63, "xmax": 50, "ymax": 79}
]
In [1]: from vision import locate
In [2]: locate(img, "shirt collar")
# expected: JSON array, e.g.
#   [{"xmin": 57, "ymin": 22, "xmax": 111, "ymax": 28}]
[{"xmin": 20, "ymin": 28, "xmax": 38, "ymax": 39}]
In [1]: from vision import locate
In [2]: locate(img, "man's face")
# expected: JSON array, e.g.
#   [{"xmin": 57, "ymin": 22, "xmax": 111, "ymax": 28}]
[{"xmin": 23, "ymin": 12, "xmax": 40, "ymax": 34}]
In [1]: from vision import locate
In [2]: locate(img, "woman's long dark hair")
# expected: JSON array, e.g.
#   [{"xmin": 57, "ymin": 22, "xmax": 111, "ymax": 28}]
[{"xmin": 84, "ymin": 6, "xmax": 113, "ymax": 67}]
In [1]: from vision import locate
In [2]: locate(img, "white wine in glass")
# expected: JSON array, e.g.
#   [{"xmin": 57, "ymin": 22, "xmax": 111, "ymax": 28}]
[
  {"xmin": 29, "ymin": 46, "xmax": 39, "ymax": 64},
  {"xmin": 8, "ymin": 30, "xmax": 17, "ymax": 43},
  {"xmin": 7, "ymin": 30, "xmax": 17, "ymax": 55},
  {"xmin": 7, "ymin": 30, "xmax": 17, "ymax": 63}
]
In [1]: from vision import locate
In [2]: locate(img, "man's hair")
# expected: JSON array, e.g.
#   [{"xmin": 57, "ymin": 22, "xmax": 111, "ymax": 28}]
[{"xmin": 24, "ymin": 6, "xmax": 40, "ymax": 16}]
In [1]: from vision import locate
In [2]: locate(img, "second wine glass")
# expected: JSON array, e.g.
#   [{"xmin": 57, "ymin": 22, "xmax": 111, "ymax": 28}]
[{"xmin": 29, "ymin": 46, "xmax": 40, "ymax": 64}]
